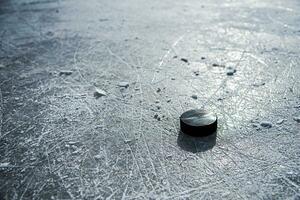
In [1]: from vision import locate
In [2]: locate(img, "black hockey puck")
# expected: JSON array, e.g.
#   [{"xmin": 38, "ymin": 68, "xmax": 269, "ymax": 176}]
[{"xmin": 180, "ymin": 109, "xmax": 217, "ymax": 137}]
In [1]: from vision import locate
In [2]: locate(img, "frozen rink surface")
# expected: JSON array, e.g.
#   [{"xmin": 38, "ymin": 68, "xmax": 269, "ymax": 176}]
[{"xmin": 0, "ymin": 0, "xmax": 300, "ymax": 199}]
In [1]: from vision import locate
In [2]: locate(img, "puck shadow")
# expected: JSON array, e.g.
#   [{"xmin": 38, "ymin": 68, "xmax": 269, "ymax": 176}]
[{"xmin": 177, "ymin": 130, "xmax": 217, "ymax": 153}]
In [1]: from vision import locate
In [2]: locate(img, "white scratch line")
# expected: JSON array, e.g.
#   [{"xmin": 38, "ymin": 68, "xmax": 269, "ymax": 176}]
[{"xmin": 158, "ymin": 35, "xmax": 184, "ymax": 68}]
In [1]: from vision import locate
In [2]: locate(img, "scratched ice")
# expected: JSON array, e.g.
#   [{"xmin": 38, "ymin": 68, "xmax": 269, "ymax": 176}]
[{"xmin": 0, "ymin": 0, "xmax": 300, "ymax": 199}]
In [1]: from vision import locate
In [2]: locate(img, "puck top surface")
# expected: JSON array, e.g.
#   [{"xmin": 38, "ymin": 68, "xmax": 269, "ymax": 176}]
[{"xmin": 180, "ymin": 109, "xmax": 217, "ymax": 136}]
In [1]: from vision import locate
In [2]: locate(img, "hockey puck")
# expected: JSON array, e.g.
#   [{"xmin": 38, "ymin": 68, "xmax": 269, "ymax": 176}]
[{"xmin": 180, "ymin": 109, "xmax": 217, "ymax": 137}]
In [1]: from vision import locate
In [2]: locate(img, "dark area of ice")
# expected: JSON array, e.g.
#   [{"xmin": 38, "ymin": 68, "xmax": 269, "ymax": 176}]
[{"xmin": 0, "ymin": 0, "xmax": 300, "ymax": 199}]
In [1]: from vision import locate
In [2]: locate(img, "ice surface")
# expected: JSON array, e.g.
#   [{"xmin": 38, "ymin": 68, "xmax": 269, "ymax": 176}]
[{"xmin": 0, "ymin": 0, "xmax": 299, "ymax": 199}]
